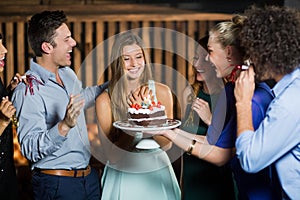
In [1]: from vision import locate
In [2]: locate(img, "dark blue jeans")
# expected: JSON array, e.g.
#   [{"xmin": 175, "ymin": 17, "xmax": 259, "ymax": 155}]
[{"xmin": 32, "ymin": 167, "xmax": 100, "ymax": 200}]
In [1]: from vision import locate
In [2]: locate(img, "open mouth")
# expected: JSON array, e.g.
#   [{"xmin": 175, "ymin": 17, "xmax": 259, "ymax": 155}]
[
  {"xmin": 196, "ymin": 69, "xmax": 205, "ymax": 73},
  {"xmin": 67, "ymin": 50, "xmax": 72, "ymax": 59},
  {"xmin": 129, "ymin": 67, "xmax": 141, "ymax": 74},
  {"xmin": 0, "ymin": 57, "xmax": 5, "ymax": 68}
]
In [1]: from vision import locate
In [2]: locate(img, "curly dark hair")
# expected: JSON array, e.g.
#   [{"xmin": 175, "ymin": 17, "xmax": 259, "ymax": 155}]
[
  {"xmin": 28, "ymin": 10, "xmax": 67, "ymax": 56},
  {"xmin": 240, "ymin": 6, "xmax": 300, "ymax": 81}
]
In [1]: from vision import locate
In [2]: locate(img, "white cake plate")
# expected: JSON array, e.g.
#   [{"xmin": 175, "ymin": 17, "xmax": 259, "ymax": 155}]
[
  {"xmin": 113, "ymin": 119, "xmax": 181, "ymax": 132},
  {"xmin": 113, "ymin": 119, "xmax": 181, "ymax": 149}
]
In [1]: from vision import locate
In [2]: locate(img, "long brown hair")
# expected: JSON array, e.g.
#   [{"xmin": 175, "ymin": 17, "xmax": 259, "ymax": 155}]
[{"xmin": 108, "ymin": 31, "xmax": 152, "ymax": 122}]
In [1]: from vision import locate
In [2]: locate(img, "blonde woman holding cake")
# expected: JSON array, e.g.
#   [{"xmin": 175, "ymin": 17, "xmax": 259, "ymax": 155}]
[{"xmin": 95, "ymin": 31, "xmax": 180, "ymax": 200}]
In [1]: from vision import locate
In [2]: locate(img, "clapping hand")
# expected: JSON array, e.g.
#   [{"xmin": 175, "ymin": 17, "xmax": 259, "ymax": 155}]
[
  {"xmin": 0, "ymin": 96, "xmax": 16, "ymax": 125},
  {"xmin": 63, "ymin": 94, "xmax": 85, "ymax": 128}
]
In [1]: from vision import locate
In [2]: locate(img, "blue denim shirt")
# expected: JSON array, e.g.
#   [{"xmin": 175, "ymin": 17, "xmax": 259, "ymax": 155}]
[
  {"xmin": 236, "ymin": 67, "xmax": 300, "ymax": 199},
  {"xmin": 12, "ymin": 58, "xmax": 107, "ymax": 170}
]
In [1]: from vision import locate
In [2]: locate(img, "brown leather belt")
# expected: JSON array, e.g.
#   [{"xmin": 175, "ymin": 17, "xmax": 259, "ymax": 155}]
[{"xmin": 38, "ymin": 165, "xmax": 91, "ymax": 177}]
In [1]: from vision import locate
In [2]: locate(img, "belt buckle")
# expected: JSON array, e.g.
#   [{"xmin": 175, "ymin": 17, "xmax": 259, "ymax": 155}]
[
  {"xmin": 74, "ymin": 169, "xmax": 84, "ymax": 177},
  {"xmin": 74, "ymin": 166, "xmax": 90, "ymax": 177}
]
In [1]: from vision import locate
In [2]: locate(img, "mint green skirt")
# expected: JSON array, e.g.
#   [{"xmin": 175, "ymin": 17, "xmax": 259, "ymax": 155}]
[{"xmin": 101, "ymin": 148, "xmax": 181, "ymax": 200}]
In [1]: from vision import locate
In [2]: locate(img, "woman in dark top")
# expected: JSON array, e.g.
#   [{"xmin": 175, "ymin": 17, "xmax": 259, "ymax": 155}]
[
  {"xmin": 181, "ymin": 36, "xmax": 236, "ymax": 200},
  {"xmin": 0, "ymin": 33, "xmax": 25, "ymax": 200}
]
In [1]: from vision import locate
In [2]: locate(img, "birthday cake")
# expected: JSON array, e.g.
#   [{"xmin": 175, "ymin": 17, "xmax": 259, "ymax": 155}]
[{"xmin": 128, "ymin": 100, "xmax": 167, "ymax": 126}]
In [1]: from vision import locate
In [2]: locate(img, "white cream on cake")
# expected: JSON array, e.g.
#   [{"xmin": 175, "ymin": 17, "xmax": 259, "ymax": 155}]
[
  {"xmin": 128, "ymin": 103, "xmax": 167, "ymax": 126},
  {"xmin": 128, "ymin": 105, "xmax": 165, "ymax": 114}
]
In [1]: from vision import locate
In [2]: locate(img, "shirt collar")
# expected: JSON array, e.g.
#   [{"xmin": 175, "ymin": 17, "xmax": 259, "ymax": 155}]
[
  {"xmin": 272, "ymin": 66, "xmax": 300, "ymax": 97},
  {"xmin": 29, "ymin": 58, "xmax": 63, "ymax": 84}
]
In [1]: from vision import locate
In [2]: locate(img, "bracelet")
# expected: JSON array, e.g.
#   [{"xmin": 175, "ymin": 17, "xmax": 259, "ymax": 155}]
[{"xmin": 186, "ymin": 139, "xmax": 196, "ymax": 155}]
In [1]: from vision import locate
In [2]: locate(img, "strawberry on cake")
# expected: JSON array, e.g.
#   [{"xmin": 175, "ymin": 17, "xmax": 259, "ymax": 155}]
[{"xmin": 128, "ymin": 100, "xmax": 167, "ymax": 126}]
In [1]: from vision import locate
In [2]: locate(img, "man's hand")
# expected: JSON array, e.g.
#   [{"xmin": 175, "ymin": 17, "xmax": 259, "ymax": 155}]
[
  {"xmin": 234, "ymin": 65, "xmax": 255, "ymax": 135},
  {"xmin": 59, "ymin": 94, "xmax": 85, "ymax": 136},
  {"xmin": 234, "ymin": 65, "xmax": 255, "ymax": 103}
]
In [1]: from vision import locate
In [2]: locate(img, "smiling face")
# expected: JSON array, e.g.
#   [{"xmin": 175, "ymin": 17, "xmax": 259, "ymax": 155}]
[
  {"xmin": 193, "ymin": 44, "xmax": 216, "ymax": 82},
  {"xmin": 122, "ymin": 43, "xmax": 145, "ymax": 81},
  {"xmin": 0, "ymin": 38, "xmax": 8, "ymax": 73},
  {"xmin": 207, "ymin": 32, "xmax": 234, "ymax": 78},
  {"xmin": 50, "ymin": 23, "xmax": 76, "ymax": 67}
]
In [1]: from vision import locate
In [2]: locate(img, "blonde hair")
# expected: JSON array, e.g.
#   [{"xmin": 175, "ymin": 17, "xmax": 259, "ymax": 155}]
[{"xmin": 209, "ymin": 15, "xmax": 246, "ymax": 51}]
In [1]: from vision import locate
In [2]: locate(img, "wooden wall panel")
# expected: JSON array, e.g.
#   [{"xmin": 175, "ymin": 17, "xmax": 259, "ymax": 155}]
[
  {"xmin": 96, "ymin": 21, "xmax": 105, "ymax": 84},
  {"xmin": 5, "ymin": 22, "xmax": 14, "ymax": 84},
  {"xmin": 164, "ymin": 21, "xmax": 174, "ymax": 87},
  {"xmin": 16, "ymin": 22, "xmax": 26, "ymax": 75},
  {"xmin": 0, "ymin": 4, "xmax": 232, "ymax": 122},
  {"xmin": 73, "ymin": 22, "xmax": 82, "ymax": 74},
  {"xmin": 187, "ymin": 20, "xmax": 196, "ymax": 83}
]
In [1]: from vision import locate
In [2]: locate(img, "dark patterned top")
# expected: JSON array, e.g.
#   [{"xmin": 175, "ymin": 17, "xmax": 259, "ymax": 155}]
[{"xmin": 0, "ymin": 80, "xmax": 18, "ymax": 200}]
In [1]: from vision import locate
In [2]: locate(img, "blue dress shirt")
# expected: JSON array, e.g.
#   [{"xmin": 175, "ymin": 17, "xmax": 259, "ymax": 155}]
[
  {"xmin": 12, "ymin": 58, "xmax": 107, "ymax": 170},
  {"xmin": 236, "ymin": 67, "xmax": 300, "ymax": 199}
]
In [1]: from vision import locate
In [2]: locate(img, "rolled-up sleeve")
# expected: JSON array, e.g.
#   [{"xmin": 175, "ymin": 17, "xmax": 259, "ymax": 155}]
[{"xmin": 236, "ymin": 102, "xmax": 300, "ymax": 173}]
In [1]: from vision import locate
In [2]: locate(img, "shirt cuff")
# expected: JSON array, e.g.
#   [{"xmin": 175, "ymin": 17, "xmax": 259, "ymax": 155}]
[
  {"xmin": 49, "ymin": 123, "xmax": 67, "ymax": 146},
  {"xmin": 235, "ymin": 130, "xmax": 253, "ymax": 155}
]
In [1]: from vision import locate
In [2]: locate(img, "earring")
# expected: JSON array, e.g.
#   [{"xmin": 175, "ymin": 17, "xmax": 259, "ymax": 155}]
[{"xmin": 227, "ymin": 57, "xmax": 231, "ymax": 62}]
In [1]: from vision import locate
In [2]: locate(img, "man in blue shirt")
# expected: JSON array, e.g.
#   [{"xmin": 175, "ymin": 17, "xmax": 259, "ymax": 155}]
[
  {"xmin": 12, "ymin": 10, "xmax": 107, "ymax": 199},
  {"xmin": 235, "ymin": 6, "xmax": 300, "ymax": 199}
]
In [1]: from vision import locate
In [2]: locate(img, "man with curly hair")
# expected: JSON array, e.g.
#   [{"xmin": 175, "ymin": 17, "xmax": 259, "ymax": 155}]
[{"xmin": 234, "ymin": 6, "xmax": 300, "ymax": 199}]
